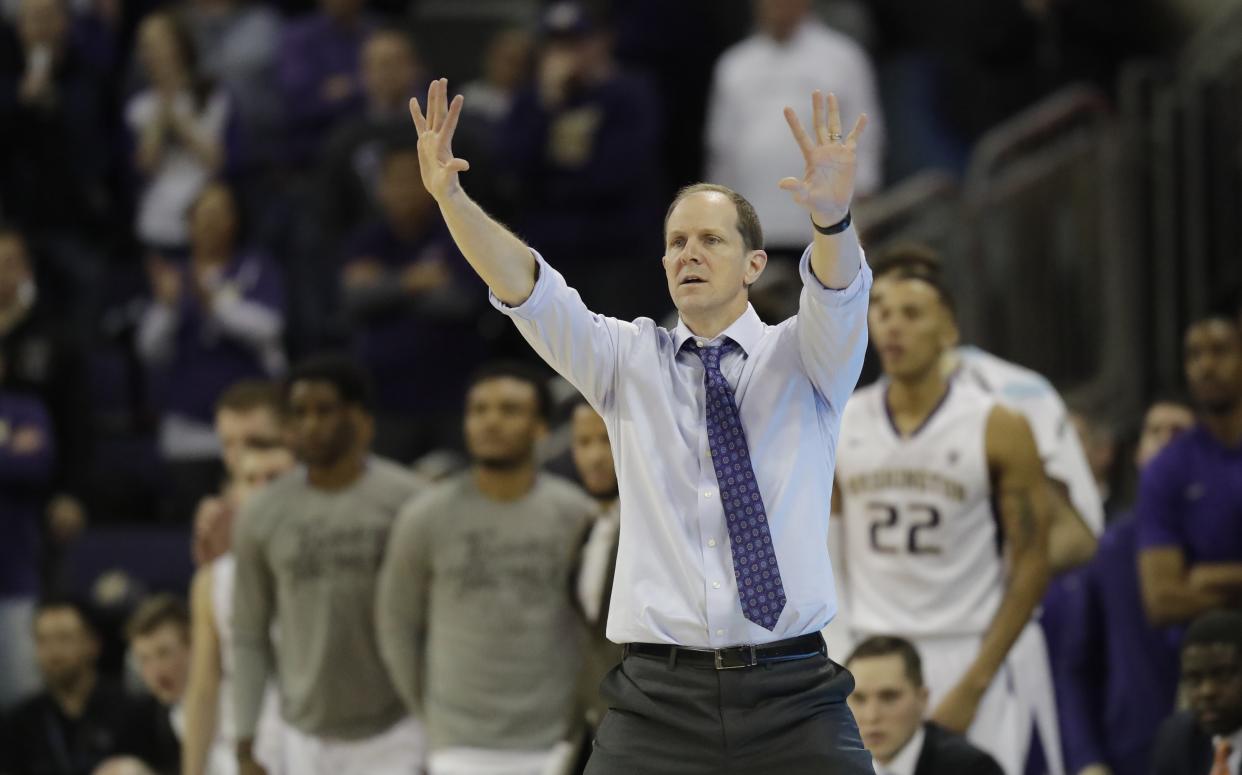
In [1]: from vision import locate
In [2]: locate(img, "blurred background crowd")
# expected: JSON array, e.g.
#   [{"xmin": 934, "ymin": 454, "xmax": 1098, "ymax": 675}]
[{"xmin": 1, "ymin": 0, "xmax": 1241, "ymax": 772}]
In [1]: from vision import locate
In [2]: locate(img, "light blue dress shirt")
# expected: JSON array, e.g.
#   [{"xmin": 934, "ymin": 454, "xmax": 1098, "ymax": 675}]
[{"xmin": 491, "ymin": 244, "xmax": 871, "ymax": 648}]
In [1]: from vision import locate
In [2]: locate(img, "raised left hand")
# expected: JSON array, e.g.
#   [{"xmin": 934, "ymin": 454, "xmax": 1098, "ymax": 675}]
[{"xmin": 779, "ymin": 91, "xmax": 868, "ymax": 226}]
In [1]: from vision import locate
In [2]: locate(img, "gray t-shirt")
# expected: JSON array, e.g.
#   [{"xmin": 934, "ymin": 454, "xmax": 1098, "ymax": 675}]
[
  {"xmin": 233, "ymin": 457, "xmax": 420, "ymax": 740},
  {"xmin": 377, "ymin": 472, "xmax": 597, "ymax": 751}
]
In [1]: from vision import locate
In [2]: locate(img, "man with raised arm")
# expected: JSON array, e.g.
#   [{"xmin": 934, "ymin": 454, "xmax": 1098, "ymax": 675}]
[{"xmin": 406, "ymin": 78, "xmax": 873, "ymax": 774}]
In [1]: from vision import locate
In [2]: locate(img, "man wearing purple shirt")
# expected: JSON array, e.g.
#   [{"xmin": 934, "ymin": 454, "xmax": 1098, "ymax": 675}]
[
  {"xmin": 277, "ymin": 0, "xmax": 374, "ymax": 166},
  {"xmin": 1137, "ymin": 310, "xmax": 1242, "ymax": 630},
  {"xmin": 1055, "ymin": 397, "xmax": 1194, "ymax": 775}
]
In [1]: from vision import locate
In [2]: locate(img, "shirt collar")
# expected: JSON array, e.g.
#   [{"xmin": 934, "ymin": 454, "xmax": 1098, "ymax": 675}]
[
  {"xmin": 878, "ymin": 724, "xmax": 925, "ymax": 775},
  {"xmin": 672, "ymin": 303, "xmax": 763, "ymax": 356}
]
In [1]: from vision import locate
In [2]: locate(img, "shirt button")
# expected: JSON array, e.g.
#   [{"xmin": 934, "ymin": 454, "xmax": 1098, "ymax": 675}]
[
  {"xmin": 697, "ymin": 339, "xmax": 707, "ymax": 347},
  {"xmin": 716, "ymin": 629, "xmax": 725, "ymax": 636},
  {"xmin": 704, "ymin": 490, "xmax": 713, "ymax": 499},
  {"xmin": 708, "ymin": 538, "xmax": 717, "ymax": 547},
  {"xmin": 712, "ymin": 582, "xmax": 721, "ymax": 589}
]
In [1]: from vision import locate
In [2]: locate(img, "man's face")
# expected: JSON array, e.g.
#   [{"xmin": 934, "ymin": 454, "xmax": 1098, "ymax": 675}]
[
  {"xmin": 0, "ymin": 236, "xmax": 32, "ymax": 310},
  {"xmin": 131, "ymin": 623, "xmax": 190, "ymax": 705},
  {"xmin": 570, "ymin": 404, "xmax": 616, "ymax": 499},
  {"xmin": 287, "ymin": 381, "xmax": 364, "ymax": 467},
  {"xmin": 18, "ymin": 0, "xmax": 67, "ymax": 50},
  {"xmin": 34, "ymin": 607, "xmax": 98, "ymax": 691},
  {"xmin": 189, "ymin": 185, "xmax": 238, "ymax": 256},
  {"xmin": 234, "ymin": 446, "xmax": 295, "ymax": 508},
  {"xmin": 663, "ymin": 192, "xmax": 763, "ymax": 322},
  {"xmin": 1135, "ymin": 401, "xmax": 1194, "ymax": 470},
  {"xmin": 464, "ymin": 377, "xmax": 545, "ymax": 469},
  {"xmin": 1185, "ymin": 320, "xmax": 1242, "ymax": 414},
  {"xmin": 215, "ymin": 407, "xmax": 281, "ymax": 480},
  {"xmin": 362, "ymin": 33, "xmax": 415, "ymax": 108},
  {"xmin": 846, "ymin": 654, "xmax": 928, "ymax": 764},
  {"xmin": 1183, "ymin": 643, "xmax": 1242, "ymax": 737},
  {"xmin": 870, "ymin": 277, "xmax": 958, "ymax": 382}
]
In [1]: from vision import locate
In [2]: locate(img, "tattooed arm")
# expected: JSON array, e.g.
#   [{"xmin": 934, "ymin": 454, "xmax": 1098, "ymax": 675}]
[{"xmin": 930, "ymin": 405, "xmax": 1052, "ymax": 734}]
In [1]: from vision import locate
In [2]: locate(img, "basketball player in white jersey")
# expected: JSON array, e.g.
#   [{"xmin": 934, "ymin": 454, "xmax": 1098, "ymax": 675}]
[
  {"xmin": 870, "ymin": 242, "xmax": 1101, "ymax": 568},
  {"xmin": 833, "ymin": 269, "xmax": 1054, "ymax": 775},
  {"xmin": 182, "ymin": 443, "xmax": 294, "ymax": 775}
]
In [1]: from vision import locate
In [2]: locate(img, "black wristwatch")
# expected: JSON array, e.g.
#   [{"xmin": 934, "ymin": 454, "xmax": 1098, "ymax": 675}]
[{"xmin": 811, "ymin": 210, "xmax": 852, "ymax": 236}]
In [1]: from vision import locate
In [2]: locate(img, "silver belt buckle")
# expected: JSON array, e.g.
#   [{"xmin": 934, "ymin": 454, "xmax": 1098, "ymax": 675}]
[{"xmin": 714, "ymin": 644, "xmax": 758, "ymax": 670}]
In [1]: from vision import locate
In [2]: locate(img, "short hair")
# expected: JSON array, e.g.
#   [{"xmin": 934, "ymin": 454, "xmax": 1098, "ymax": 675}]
[
  {"xmin": 845, "ymin": 635, "xmax": 925, "ymax": 688},
  {"xmin": 125, "ymin": 594, "xmax": 190, "ymax": 642},
  {"xmin": 1182, "ymin": 610, "xmax": 1242, "ymax": 657},
  {"xmin": 465, "ymin": 361, "xmax": 552, "ymax": 421},
  {"xmin": 35, "ymin": 597, "xmax": 99, "ymax": 636},
  {"xmin": 284, "ymin": 353, "xmax": 374, "ymax": 412},
  {"xmin": 881, "ymin": 265, "xmax": 957, "ymax": 319},
  {"xmin": 664, "ymin": 183, "xmax": 764, "ymax": 252},
  {"xmin": 216, "ymin": 379, "xmax": 282, "ymax": 417},
  {"xmin": 870, "ymin": 241, "xmax": 944, "ymax": 280}
]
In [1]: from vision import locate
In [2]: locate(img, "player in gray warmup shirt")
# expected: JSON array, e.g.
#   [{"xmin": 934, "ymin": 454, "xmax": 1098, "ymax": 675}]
[
  {"xmin": 232, "ymin": 354, "xmax": 425, "ymax": 775},
  {"xmin": 377, "ymin": 362, "xmax": 598, "ymax": 775}
]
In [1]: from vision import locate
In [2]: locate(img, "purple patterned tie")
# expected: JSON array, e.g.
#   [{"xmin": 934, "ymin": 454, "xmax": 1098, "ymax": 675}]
[{"xmin": 687, "ymin": 338, "xmax": 786, "ymax": 630}]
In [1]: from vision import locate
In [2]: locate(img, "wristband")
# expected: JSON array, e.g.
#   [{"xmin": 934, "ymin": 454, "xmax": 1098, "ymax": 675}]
[{"xmin": 811, "ymin": 210, "xmax": 851, "ymax": 236}]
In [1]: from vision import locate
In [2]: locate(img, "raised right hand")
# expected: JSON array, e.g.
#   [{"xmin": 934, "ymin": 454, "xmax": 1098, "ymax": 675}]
[{"xmin": 409, "ymin": 78, "xmax": 470, "ymax": 203}]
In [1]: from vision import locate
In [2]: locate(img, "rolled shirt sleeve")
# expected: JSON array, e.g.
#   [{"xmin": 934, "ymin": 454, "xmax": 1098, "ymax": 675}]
[{"xmin": 794, "ymin": 243, "xmax": 872, "ymax": 414}]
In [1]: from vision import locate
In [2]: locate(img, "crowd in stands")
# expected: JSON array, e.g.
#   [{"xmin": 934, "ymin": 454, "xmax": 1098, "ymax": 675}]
[{"xmin": 1, "ymin": 0, "xmax": 1239, "ymax": 774}]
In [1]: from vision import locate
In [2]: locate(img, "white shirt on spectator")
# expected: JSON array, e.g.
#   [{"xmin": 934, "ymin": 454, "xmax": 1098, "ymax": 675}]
[
  {"xmin": 876, "ymin": 724, "xmax": 924, "ymax": 775},
  {"xmin": 706, "ymin": 16, "xmax": 884, "ymax": 249},
  {"xmin": 126, "ymin": 89, "xmax": 230, "ymax": 248}
]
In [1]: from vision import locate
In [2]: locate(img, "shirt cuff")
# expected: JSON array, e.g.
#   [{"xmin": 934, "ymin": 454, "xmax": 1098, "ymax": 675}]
[
  {"xmin": 487, "ymin": 248, "xmax": 557, "ymax": 319},
  {"xmin": 798, "ymin": 242, "xmax": 872, "ymax": 307}
]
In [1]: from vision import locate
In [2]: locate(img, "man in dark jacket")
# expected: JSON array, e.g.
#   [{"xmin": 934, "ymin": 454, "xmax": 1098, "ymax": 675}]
[
  {"xmin": 847, "ymin": 635, "xmax": 1004, "ymax": 775},
  {"xmin": 1151, "ymin": 610, "xmax": 1242, "ymax": 775}
]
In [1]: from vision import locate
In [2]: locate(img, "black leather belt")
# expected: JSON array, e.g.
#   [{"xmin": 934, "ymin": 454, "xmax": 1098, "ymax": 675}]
[{"xmin": 623, "ymin": 633, "xmax": 826, "ymax": 670}]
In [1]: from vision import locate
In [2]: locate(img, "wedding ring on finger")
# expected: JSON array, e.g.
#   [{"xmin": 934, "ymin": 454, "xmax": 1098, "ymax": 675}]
[{"xmin": 828, "ymin": 133, "xmax": 842, "ymax": 142}]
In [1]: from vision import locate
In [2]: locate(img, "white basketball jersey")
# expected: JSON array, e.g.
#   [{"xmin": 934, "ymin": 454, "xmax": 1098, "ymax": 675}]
[
  {"xmin": 211, "ymin": 554, "xmax": 238, "ymax": 743},
  {"xmin": 837, "ymin": 381, "xmax": 1004, "ymax": 637}
]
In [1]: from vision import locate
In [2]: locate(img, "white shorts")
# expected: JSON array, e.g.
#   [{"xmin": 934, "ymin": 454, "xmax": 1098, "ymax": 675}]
[
  {"xmin": 280, "ymin": 716, "xmax": 426, "ymax": 775},
  {"xmin": 428, "ymin": 743, "xmax": 575, "ymax": 775},
  {"xmin": 909, "ymin": 623, "xmax": 1064, "ymax": 775}
]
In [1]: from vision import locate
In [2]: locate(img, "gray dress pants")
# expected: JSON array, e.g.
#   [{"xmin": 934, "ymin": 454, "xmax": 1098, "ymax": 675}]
[{"xmin": 584, "ymin": 648, "xmax": 875, "ymax": 774}]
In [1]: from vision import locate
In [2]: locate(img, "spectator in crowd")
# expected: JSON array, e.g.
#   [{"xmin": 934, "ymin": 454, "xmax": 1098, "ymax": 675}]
[
  {"xmin": 0, "ymin": 0, "xmax": 117, "ymax": 281},
  {"xmin": 499, "ymin": 1, "xmax": 664, "ymax": 319},
  {"xmin": 1150, "ymin": 610, "xmax": 1242, "ymax": 775},
  {"xmin": 1138, "ymin": 310, "xmax": 1242, "ymax": 629},
  {"xmin": 189, "ymin": 380, "xmax": 283, "ymax": 567},
  {"xmin": 568, "ymin": 399, "xmax": 621, "ymax": 738},
  {"xmin": 1056, "ymin": 396, "xmax": 1194, "ymax": 775},
  {"xmin": 182, "ymin": 441, "xmax": 293, "ymax": 775},
  {"xmin": 4, "ymin": 600, "xmax": 168, "ymax": 774},
  {"xmin": 868, "ymin": 242, "xmax": 1101, "ymax": 570},
  {"xmin": 232, "ymin": 354, "xmax": 424, "ymax": 774},
  {"xmin": 136, "ymin": 182, "xmax": 285, "ymax": 520},
  {"xmin": 846, "ymin": 635, "xmax": 1003, "ymax": 775},
  {"xmin": 123, "ymin": 595, "xmax": 189, "ymax": 773},
  {"xmin": 126, "ymin": 11, "xmax": 232, "ymax": 253},
  {"xmin": 340, "ymin": 142, "xmax": 480, "ymax": 462},
  {"xmin": 833, "ymin": 266, "xmax": 1055, "ymax": 775},
  {"xmin": 0, "ymin": 361, "xmax": 55, "ymax": 710},
  {"xmin": 706, "ymin": 0, "xmax": 883, "ymax": 261},
  {"xmin": 0, "ymin": 229, "xmax": 90, "ymax": 594},
  {"xmin": 319, "ymin": 27, "xmax": 423, "ymax": 245},
  {"xmin": 182, "ymin": 0, "xmax": 281, "ymax": 165},
  {"xmin": 277, "ymin": 0, "xmax": 374, "ymax": 167},
  {"xmin": 378, "ymin": 362, "xmax": 596, "ymax": 775},
  {"xmin": 1068, "ymin": 408, "xmax": 1119, "ymax": 517},
  {"xmin": 454, "ymin": 27, "xmax": 532, "ymax": 212}
]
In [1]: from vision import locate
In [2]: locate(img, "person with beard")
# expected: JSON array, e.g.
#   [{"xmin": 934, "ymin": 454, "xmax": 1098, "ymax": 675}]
[
  {"xmin": 1137, "ymin": 311, "xmax": 1242, "ymax": 630},
  {"xmin": 377, "ymin": 362, "xmax": 597, "ymax": 775},
  {"xmin": 3, "ymin": 600, "xmax": 169, "ymax": 775},
  {"xmin": 1151, "ymin": 610, "xmax": 1242, "ymax": 775},
  {"xmin": 231, "ymin": 354, "xmax": 425, "ymax": 775}
]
